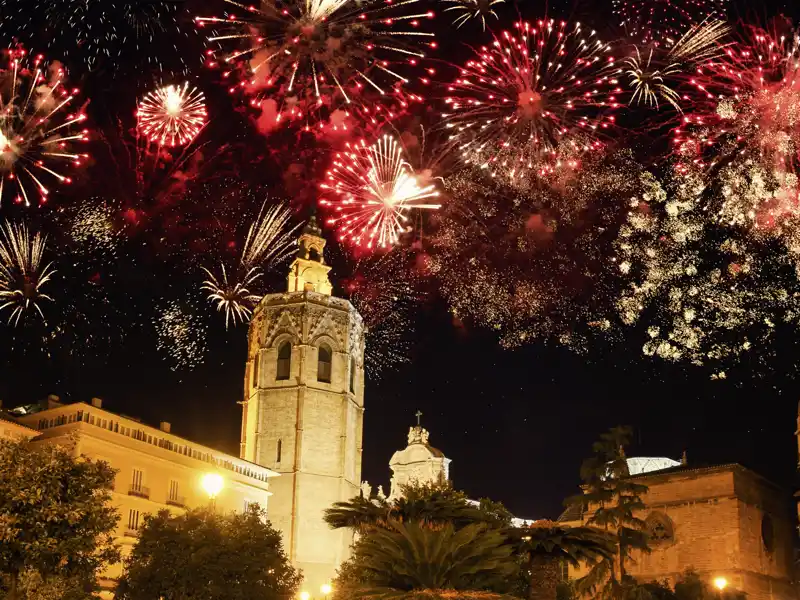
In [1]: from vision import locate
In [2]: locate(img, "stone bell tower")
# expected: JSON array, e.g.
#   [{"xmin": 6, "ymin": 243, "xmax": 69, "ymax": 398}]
[{"xmin": 240, "ymin": 216, "xmax": 365, "ymax": 591}]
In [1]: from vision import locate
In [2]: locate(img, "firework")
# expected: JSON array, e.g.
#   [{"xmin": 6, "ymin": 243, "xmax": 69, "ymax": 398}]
[
  {"xmin": 201, "ymin": 200, "xmax": 299, "ymax": 328},
  {"xmin": 62, "ymin": 197, "xmax": 122, "ymax": 257},
  {"xmin": 443, "ymin": 19, "xmax": 622, "ymax": 184},
  {"xmin": 0, "ymin": 0, "xmax": 203, "ymax": 75},
  {"xmin": 137, "ymin": 83, "xmax": 207, "ymax": 147},
  {"xmin": 0, "ymin": 49, "xmax": 88, "ymax": 207},
  {"xmin": 613, "ymin": 0, "xmax": 728, "ymax": 45},
  {"xmin": 347, "ymin": 249, "xmax": 422, "ymax": 377},
  {"xmin": 624, "ymin": 20, "xmax": 729, "ymax": 112},
  {"xmin": 201, "ymin": 264, "xmax": 262, "ymax": 329},
  {"xmin": 427, "ymin": 151, "xmax": 646, "ymax": 349},
  {"xmin": 0, "ymin": 221, "xmax": 55, "ymax": 326},
  {"xmin": 441, "ymin": 0, "xmax": 504, "ymax": 30},
  {"xmin": 242, "ymin": 202, "xmax": 301, "ymax": 267},
  {"xmin": 321, "ymin": 134, "xmax": 441, "ymax": 250},
  {"xmin": 195, "ymin": 0, "xmax": 435, "ymax": 129},
  {"xmin": 674, "ymin": 27, "xmax": 800, "ymax": 172},
  {"xmin": 612, "ymin": 164, "xmax": 800, "ymax": 377},
  {"xmin": 155, "ymin": 299, "xmax": 208, "ymax": 371}
]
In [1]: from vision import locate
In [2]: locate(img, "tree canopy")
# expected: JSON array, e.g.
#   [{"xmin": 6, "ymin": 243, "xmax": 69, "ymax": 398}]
[
  {"xmin": 0, "ymin": 436, "xmax": 119, "ymax": 600},
  {"xmin": 115, "ymin": 504, "xmax": 300, "ymax": 600}
]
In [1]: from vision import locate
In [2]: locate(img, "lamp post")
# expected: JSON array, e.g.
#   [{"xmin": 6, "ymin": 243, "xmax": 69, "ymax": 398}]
[
  {"xmin": 201, "ymin": 473, "xmax": 224, "ymax": 510},
  {"xmin": 321, "ymin": 583, "xmax": 333, "ymax": 599}
]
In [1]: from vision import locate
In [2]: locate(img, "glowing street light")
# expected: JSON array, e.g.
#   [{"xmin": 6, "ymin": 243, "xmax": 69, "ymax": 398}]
[
  {"xmin": 713, "ymin": 577, "xmax": 728, "ymax": 591},
  {"xmin": 299, "ymin": 592, "xmax": 311, "ymax": 600},
  {"xmin": 201, "ymin": 473, "xmax": 224, "ymax": 500},
  {"xmin": 321, "ymin": 583, "xmax": 333, "ymax": 597}
]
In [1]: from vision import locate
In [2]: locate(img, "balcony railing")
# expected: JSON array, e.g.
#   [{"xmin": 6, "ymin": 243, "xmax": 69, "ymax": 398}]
[
  {"xmin": 166, "ymin": 496, "xmax": 187, "ymax": 508},
  {"xmin": 124, "ymin": 529, "xmax": 139, "ymax": 538},
  {"xmin": 128, "ymin": 485, "xmax": 150, "ymax": 499}
]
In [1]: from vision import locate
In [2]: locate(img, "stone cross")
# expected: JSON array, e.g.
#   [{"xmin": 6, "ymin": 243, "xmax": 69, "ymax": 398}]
[{"xmin": 415, "ymin": 410, "xmax": 422, "ymax": 426}]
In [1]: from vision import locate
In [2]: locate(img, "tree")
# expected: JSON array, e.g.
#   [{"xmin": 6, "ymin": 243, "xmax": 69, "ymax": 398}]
[
  {"xmin": 510, "ymin": 521, "xmax": 616, "ymax": 600},
  {"xmin": 115, "ymin": 504, "xmax": 300, "ymax": 600},
  {"xmin": 565, "ymin": 426, "xmax": 650, "ymax": 599},
  {"xmin": 325, "ymin": 481, "xmax": 509, "ymax": 534},
  {"xmin": 335, "ymin": 521, "xmax": 520, "ymax": 600},
  {"xmin": 0, "ymin": 437, "xmax": 119, "ymax": 600}
]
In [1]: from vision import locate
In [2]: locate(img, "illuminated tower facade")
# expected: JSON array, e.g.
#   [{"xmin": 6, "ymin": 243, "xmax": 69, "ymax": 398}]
[{"xmin": 240, "ymin": 217, "xmax": 365, "ymax": 590}]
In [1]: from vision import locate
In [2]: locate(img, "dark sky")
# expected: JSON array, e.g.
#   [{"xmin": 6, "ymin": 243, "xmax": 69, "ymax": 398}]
[{"xmin": 1, "ymin": 0, "xmax": 800, "ymax": 521}]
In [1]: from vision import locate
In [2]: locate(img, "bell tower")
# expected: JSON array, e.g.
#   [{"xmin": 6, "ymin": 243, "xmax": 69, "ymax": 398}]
[{"xmin": 240, "ymin": 216, "xmax": 365, "ymax": 591}]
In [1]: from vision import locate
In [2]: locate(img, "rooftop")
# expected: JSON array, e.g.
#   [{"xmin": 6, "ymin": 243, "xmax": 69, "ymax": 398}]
[{"xmin": 11, "ymin": 396, "xmax": 278, "ymax": 484}]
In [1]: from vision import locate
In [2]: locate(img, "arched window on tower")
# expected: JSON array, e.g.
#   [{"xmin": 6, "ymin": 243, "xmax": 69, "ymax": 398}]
[
  {"xmin": 252, "ymin": 353, "xmax": 259, "ymax": 388},
  {"xmin": 276, "ymin": 342, "xmax": 291, "ymax": 381},
  {"xmin": 317, "ymin": 344, "xmax": 332, "ymax": 383},
  {"xmin": 349, "ymin": 356, "xmax": 356, "ymax": 393},
  {"xmin": 309, "ymin": 247, "xmax": 320, "ymax": 262}
]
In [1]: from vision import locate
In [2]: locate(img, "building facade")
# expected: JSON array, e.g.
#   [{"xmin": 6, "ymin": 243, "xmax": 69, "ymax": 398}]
[
  {"xmin": 388, "ymin": 424, "xmax": 451, "ymax": 500},
  {"xmin": 10, "ymin": 396, "xmax": 278, "ymax": 594},
  {"xmin": 240, "ymin": 217, "xmax": 366, "ymax": 592},
  {"xmin": 560, "ymin": 460, "xmax": 796, "ymax": 600}
]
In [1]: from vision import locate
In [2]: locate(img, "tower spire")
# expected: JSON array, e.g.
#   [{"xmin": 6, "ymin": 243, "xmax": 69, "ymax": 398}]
[{"xmin": 286, "ymin": 213, "xmax": 332, "ymax": 295}]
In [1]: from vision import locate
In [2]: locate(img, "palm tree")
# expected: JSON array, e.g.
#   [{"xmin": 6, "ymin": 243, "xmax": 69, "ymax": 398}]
[
  {"xmin": 335, "ymin": 521, "xmax": 520, "ymax": 600},
  {"xmin": 325, "ymin": 482, "xmax": 505, "ymax": 534},
  {"xmin": 509, "ymin": 520, "xmax": 616, "ymax": 600}
]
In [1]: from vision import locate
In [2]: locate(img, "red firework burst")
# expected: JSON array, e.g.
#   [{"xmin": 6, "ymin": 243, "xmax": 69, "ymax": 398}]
[
  {"xmin": 674, "ymin": 26, "xmax": 800, "ymax": 172},
  {"xmin": 0, "ymin": 48, "xmax": 89, "ymax": 207},
  {"xmin": 442, "ymin": 19, "xmax": 623, "ymax": 184},
  {"xmin": 613, "ymin": 0, "xmax": 729, "ymax": 46},
  {"xmin": 320, "ymin": 134, "xmax": 441, "ymax": 250},
  {"xmin": 195, "ymin": 0, "xmax": 436, "ymax": 133}
]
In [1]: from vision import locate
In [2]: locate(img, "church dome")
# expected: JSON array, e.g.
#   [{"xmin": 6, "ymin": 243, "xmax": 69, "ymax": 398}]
[{"xmin": 626, "ymin": 457, "xmax": 681, "ymax": 475}]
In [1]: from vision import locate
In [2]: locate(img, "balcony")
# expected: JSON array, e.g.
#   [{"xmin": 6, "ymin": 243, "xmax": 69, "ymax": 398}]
[
  {"xmin": 128, "ymin": 485, "xmax": 150, "ymax": 499},
  {"xmin": 166, "ymin": 496, "xmax": 187, "ymax": 508},
  {"xmin": 124, "ymin": 529, "xmax": 140, "ymax": 538}
]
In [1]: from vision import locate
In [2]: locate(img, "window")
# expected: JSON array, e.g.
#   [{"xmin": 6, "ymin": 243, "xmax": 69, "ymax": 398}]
[
  {"xmin": 761, "ymin": 514, "xmax": 775, "ymax": 553},
  {"xmin": 127, "ymin": 509, "xmax": 140, "ymax": 532},
  {"xmin": 252, "ymin": 352, "xmax": 260, "ymax": 388},
  {"xmin": 317, "ymin": 344, "xmax": 332, "ymax": 382},
  {"xmin": 276, "ymin": 342, "xmax": 291, "ymax": 380},
  {"xmin": 349, "ymin": 357, "xmax": 356, "ymax": 393},
  {"xmin": 646, "ymin": 512, "xmax": 674, "ymax": 545},
  {"xmin": 276, "ymin": 439, "xmax": 282, "ymax": 463},
  {"xmin": 169, "ymin": 480, "xmax": 179, "ymax": 503},
  {"xmin": 131, "ymin": 469, "xmax": 144, "ymax": 492},
  {"xmin": 309, "ymin": 248, "xmax": 320, "ymax": 262}
]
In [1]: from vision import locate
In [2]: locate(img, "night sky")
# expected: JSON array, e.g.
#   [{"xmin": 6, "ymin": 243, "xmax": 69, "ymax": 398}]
[{"xmin": 1, "ymin": 0, "xmax": 800, "ymax": 521}]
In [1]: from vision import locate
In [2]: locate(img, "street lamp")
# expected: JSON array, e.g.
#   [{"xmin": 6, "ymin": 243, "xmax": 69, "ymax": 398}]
[
  {"xmin": 299, "ymin": 592, "xmax": 311, "ymax": 600},
  {"xmin": 201, "ymin": 473, "xmax": 224, "ymax": 509},
  {"xmin": 713, "ymin": 577, "xmax": 728, "ymax": 591},
  {"xmin": 321, "ymin": 583, "xmax": 333, "ymax": 598}
]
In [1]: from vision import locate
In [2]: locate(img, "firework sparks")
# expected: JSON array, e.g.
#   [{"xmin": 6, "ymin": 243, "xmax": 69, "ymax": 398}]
[
  {"xmin": 321, "ymin": 134, "xmax": 441, "ymax": 250},
  {"xmin": 195, "ymin": 0, "xmax": 435, "ymax": 129},
  {"xmin": 62, "ymin": 197, "xmax": 122, "ymax": 257},
  {"xmin": 441, "ymin": 0, "xmax": 504, "ymax": 30},
  {"xmin": 0, "ymin": 221, "xmax": 55, "ymax": 326},
  {"xmin": 155, "ymin": 299, "xmax": 208, "ymax": 371},
  {"xmin": 613, "ymin": 0, "xmax": 728, "ymax": 45},
  {"xmin": 443, "ymin": 19, "xmax": 622, "ymax": 183},
  {"xmin": 242, "ymin": 202, "xmax": 301, "ymax": 268},
  {"xmin": 347, "ymin": 249, "xmax": 422, "ymax": 378},
  {"xmin": 201, "ymin": 264, "xmax": 262, "ymax": 329},
  {"xmin": 427, "ymin": 151, "xmax": 647, "ymax": 349},
  {"xmin": 625, "ymin": 20, "xmax": 730, "ymax": 112},
  {"xmin": 0, "ymin": 0, "xmax": 204, "ymax": 75},
  {"xmin": 674, "ymin": 27, "xmax": 800, "ymax": 171},
  {"xmin": 612, "ymin": 163, "xmax": 800, "ymax": 377},
  {"xmin": 201, "ymin": 200, "xmax": 299, "ymax": 328},
  {"xmin": 137, "ymin": 83, "xmax": 207, "ymax": 147},
  {"xmin": 0, "ymin": 49, "xmax": 89, "ymax": 207}
]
